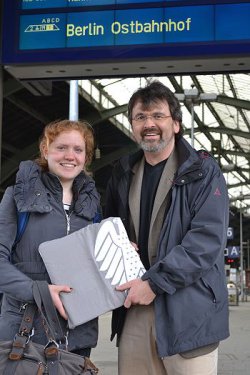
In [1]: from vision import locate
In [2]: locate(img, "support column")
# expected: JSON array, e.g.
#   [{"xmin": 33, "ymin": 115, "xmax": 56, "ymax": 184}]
[
  {"xmin": 0, "ymin": 67, "xmax": 3, "ymax": 184},
  {"xmin": 0, "ymin": 0, "xmax": 3, "ymax": 183},
  {"xmin": 69, "ymin": 80, "xmax": 79, "ymax": 121}
]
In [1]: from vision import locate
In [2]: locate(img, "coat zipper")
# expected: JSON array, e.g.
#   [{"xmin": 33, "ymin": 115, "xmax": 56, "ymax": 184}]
[{"xmin": 64, "ymin": 211, "xmax": 72, "ymax": 235}]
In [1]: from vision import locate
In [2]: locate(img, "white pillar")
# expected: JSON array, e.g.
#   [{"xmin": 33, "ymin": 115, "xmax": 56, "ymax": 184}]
[{"xmin": 69, "ymin": 80, "xmax": 79, "ymax": 121}]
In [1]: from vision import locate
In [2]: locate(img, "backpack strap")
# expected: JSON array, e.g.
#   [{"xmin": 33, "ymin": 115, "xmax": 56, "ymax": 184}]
[
  {"xmin": 93, "ymin": 206, "xmax": 102, "ymax": 224},
  {"xmin": 14, "ymin": 211, "xmax": 30, "ymax": 247}
]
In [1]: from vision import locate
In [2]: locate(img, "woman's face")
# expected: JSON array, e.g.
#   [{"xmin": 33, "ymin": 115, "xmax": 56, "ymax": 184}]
[{"xmin": 44, "ymin": 130, "xmax": 86, "ymax": 184}]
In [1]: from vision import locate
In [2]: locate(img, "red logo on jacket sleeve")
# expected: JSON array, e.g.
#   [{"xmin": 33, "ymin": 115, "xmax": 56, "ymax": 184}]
[{"xmin": 214, "ymin": 188, "xmax": 221, "ymax": 196}]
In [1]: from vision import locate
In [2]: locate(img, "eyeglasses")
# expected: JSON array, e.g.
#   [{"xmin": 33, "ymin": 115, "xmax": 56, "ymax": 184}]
[{"xmin": 132, "ymin": 114, "xmax": 172, "ymax": 124}]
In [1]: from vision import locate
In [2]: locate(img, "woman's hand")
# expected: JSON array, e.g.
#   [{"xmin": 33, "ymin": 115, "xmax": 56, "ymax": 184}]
[{"xmin": 48, "ymin": 284, "xmax": 71, "ymax": 320}]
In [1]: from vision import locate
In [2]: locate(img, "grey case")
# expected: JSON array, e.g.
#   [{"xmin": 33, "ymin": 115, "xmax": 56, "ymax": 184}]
[{"xmin": 39, "ymin": 217, "xmax": 145, "ymax": 328}]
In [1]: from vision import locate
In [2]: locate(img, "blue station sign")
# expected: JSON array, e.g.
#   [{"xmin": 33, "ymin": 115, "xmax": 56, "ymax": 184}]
[
  {"xmin": 21, "ymin": 0, "xmax": 117, "ymax": 8},
  {"xmin": 2, "ymin": 0, "xmax": 250, "ymax": 78},
  {"xmin": 20, "ymin": 0, "xmax": 194, "ymax": 9},
  {"xmin": 225, "ymin": 246, "xmax": 240, "ymax": 259},
  {"xmin": 17, "ymin": 2, "xmax": 250, "ymax": 51}
]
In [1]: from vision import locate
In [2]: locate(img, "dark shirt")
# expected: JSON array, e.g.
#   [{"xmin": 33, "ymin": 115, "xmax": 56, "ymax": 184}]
[{"xmin": 138, "ymin": 159, "xmax": 167, "ymax": 269}]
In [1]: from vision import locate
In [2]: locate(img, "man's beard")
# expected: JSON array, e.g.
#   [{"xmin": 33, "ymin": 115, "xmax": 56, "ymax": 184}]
[{"xmin": 139, "ymin": 138, "xmax": 167, "ymax": 153}]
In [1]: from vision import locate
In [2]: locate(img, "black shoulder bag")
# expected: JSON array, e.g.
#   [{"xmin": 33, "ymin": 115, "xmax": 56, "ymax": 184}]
[{"xmin": 0, "ymin": 280, "xmax": 99, "ymax": 374}]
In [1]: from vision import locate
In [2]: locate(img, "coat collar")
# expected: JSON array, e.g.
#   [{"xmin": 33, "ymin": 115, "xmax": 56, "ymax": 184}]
[
  {"xmin": 118, "ymin": 137, "xmax": 203, "ymax": 185},
  {"xmin": 13, "ymin": 160, "xmax": 99, "ymax": 219}
]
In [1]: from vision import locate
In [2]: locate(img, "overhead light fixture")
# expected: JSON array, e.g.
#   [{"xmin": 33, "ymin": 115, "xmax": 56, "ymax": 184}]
[
  {"xmin": 175, "ymin": 87, "xmax": 218, "ymax": 147},
  {"xmin": 183, "ymin": 88, "xmax": 199, "ymax": 99},
  {"xmin": 95, "ymin": 146, "xmax": 101, "ymax": 159},
  {"xmin": 199, "ymin": 93, "xmax": 218, "ymax": 101},
  {"xmin": 222, "ymin": 164, "xmax": 236, "ymax": 172}
]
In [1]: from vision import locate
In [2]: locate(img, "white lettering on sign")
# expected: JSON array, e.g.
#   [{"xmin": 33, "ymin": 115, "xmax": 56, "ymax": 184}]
[
  {"xmin": 66, "ymin": 18, "xmax": 192, "ymax": 38},
  {"xmin": 227, "ymin": 227, "xmax": 234, "ymax": 239},
  {"xmin": 67, "ymin": 23, "xmax": 105, "ymax": 36},
  {"xmin": 42, "ymin": 18, "xmax": 60, "ymax": 24},
  {"xmin": 231, "ymin": 246, "xmax": 239, "ymax": 257}
]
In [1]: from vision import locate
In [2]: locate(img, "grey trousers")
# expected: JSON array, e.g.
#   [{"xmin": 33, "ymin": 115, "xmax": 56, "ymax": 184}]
[{"xmin": 118, "ymin": 304, "xmax": 218, "ymax": 375}]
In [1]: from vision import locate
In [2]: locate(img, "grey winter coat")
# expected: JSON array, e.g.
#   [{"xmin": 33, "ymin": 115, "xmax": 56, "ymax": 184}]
[
  {"xmin": 0, "ymin": 160, "xmax": 100, "ymax": 351},
  {"xmin": 105, "ymin": 137, "xmax": 230, "ymax": 357}
]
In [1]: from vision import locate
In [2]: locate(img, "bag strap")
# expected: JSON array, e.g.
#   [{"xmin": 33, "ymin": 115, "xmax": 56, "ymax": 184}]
[
  {"xmin": 8, "ymin": 303, "xmax": 37, "ymax": 361},
  {"xmin": 33, "ymin": 280, "xmax": 66, "ymax": 346},
  {"xmin": 7, "ymin": 281, "xmax": 66, "ymax": 361},
  {"xmin": 6, "ymin": 280, "xmax": 65, "ymax": 360},
  {"xmin": 5, "ymin": 281, "xmax": 66, "ymax": 375},
  {"xmin": 5, "ymin": 282, "xmax": 99, "ymax": 375},
  {"xmin": 3, "ymin": 303, "xmax": 37, "ymax": 375},
  {"xmin": 33, "ymin": 281, "xmax": 79, "ymax": 375}
]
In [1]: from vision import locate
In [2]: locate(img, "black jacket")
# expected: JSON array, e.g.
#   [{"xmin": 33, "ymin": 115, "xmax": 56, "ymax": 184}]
[{"xmin": 105, "ymin": 137, "xmax": 230, "ymax": 357}]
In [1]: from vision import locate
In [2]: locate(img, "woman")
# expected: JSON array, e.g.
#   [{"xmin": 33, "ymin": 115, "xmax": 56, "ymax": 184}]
[{"xmin": 0, "ymin": 119, "xmax": 101, "ymax": 358}]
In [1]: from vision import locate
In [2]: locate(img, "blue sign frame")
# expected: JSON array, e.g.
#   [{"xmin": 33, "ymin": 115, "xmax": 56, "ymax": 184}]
[
  {"xmin": 19, "ymin": 1, "xmax": 208, "ymax": 9},
  {"xmin": 2, "ymin": 0, "xmax": 250, "ymax": 65}
]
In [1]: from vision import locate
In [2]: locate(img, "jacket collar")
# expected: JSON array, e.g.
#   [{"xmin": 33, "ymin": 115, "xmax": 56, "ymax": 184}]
[
  {"xmin": 118, "ymin": 137, "xmax": 203, "ymax": 185},
  {"xmin": 14, "ymin": 160, "xmax": 99, "ymax": 219},
  {"xmin": 174, "ymin": 138, "xmax": 204, "ymax": 185},
  {"xmin": 14, "ymin": 161, "xmax": 48, "ymax": 213}
]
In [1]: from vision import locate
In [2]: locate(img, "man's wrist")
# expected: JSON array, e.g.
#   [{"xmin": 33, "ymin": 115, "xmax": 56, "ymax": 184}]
[{"xmin": 144, "ymin": 277, "xmax": 164, "ymax": 295}]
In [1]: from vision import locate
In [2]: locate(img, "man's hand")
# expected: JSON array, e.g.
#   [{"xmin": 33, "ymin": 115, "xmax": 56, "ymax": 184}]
[
  {"xmin": 116, "ymin": 279, "xmax": 156, "ymax": 308},
  {"xmin": 130, "ymin": 242, "xmax": 139, "ymax": 251},
  {"xmin": 48, "ymin": 284, "xmax": 71, "ymax": 320}
]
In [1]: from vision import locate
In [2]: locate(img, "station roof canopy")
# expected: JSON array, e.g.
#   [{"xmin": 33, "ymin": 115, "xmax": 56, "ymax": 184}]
[{"xmin": 2, "ymin": 72, "xmax": 250, "ymax": 222}]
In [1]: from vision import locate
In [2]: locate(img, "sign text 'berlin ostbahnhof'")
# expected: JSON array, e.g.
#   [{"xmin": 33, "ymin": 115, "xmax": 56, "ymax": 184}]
[
  {"xmin": 2, "ymin": 0, "xmax": 250, "ymax": 66},
  {"xmin": 18, "ymin": 1, "xmax": 250, "ymax": 50}
]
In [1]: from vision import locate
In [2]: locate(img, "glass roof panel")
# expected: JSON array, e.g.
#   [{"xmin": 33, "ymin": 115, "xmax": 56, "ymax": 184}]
[{"xmin": 87, "ymin": 73, "xmax": 250, "ymax": 214}]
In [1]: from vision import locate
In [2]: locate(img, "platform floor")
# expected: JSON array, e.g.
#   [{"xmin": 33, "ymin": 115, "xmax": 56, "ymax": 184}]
[{"xmin": 92, "ymin": 301, "xmax": 250, "ymax": 375}]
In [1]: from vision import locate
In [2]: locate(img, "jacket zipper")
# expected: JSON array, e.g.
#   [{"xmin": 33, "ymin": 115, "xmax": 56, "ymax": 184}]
[{"xmin": 64, "ymin": 211, "xmax": 72, "ymax": 235}]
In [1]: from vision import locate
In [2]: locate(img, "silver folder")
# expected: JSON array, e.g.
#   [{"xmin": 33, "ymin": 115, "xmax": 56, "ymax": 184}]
[{"xmin": 39, "ymin": 217, "xmax": 145, "ymax": 329}]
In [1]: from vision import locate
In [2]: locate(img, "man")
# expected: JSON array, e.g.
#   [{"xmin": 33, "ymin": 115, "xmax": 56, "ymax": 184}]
[{"xmin": 105, "ymin": 81, "xmax": 229, "ymax": 375}]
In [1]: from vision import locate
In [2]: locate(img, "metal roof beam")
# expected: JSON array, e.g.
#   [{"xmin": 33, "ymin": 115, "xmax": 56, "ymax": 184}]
[
  {"xmin": 216, "ymin": 95, "xmax": 250, "ymax": 111},
  {"xmin": 222, "ymin": 149, "xmax": 250, "ymax": 159},
  {"xmin": 6, "ymin": 95, "xmax": 50, "ymax": 124},
  {"xmin": 91, "ymin": 144, "xmax": 137, "ymax": 172},
  {"xmin": 185, "ymin": 125, "xmax": 250, "ymax": 139},
  {"xmin": 228, "ymin": 180, "xmax": 250, "ymax": 189},
  {"xmin": 98, "ymin": 104, "xmax": 127, "ymax": 120},
  {"xmin": 3, "ymin": 78, "xmax": 23, "ymax": 98},
  {"xmin": 1, "ymin": 142, "xmax": 39, "ymax": 185}
]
